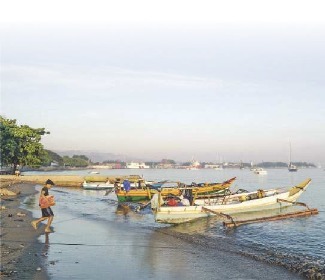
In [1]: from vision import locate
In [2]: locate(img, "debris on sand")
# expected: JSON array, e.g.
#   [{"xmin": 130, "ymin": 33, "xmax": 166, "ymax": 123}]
[{"xmin": 0, "ymin": 188, "xmax": 17, "ymax": 196}]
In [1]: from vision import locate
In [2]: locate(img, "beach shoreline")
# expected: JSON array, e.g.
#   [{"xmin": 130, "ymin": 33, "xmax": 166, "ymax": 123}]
[
  {"xmin": 0, "ymin": 182, "xmax": 49, "ymax": 280},
  {"xmin": 1, "ymin": 180, "xmax": 318, "ymax": 279}
]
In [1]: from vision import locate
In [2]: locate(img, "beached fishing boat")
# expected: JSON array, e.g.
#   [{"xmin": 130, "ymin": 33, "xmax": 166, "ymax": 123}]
[
  {"xmin": 114, "ymin": 178, "xmax": 155, "ymax": 202},
  {"xmin": 153, "ymin": 178, "xmax": 312, "ymax": 224},
  {"xmin": 115, "ymin": 180, "xmax": 184, "ymax": 202},
  {"xmin": 149, "ymin": 178, "xmax": 235, "ymax": 195},
  {"xmin": 190, "ymin": 177, "xmax": 236, "ymax": 195},
  {"xmin": 115, "ymin": 177, "xmax": 236, "ymax": 203},
  {"xmin": 82, "ymin": 181, "xmax": 115, "ymax": 190},
  {"xmin": 115, "ymin": 188, "xmax": 153, "ymax": 202}
]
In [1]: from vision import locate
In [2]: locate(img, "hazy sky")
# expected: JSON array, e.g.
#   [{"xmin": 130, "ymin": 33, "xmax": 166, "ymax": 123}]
[{"xmin": 1, "ymin": 1, "xmax": 325, "ymax": 163}]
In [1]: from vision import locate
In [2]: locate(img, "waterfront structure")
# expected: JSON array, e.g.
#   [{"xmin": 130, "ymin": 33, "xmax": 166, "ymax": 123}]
[{"xmin": 126, "ymin": 162, "xmax": 150, "ymax": 169}]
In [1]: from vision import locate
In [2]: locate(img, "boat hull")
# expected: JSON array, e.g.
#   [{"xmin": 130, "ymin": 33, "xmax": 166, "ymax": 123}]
[
  {"xmin": 116, "ymin": 189, "xmax": 152, "ymax": 202},
  {"xmin": 288, "ymin": 168, "xmax": 298, "ymax": 172},
  {"xmin": 117, "ymin": 195, "xmax": 151, "ymax": 202}
]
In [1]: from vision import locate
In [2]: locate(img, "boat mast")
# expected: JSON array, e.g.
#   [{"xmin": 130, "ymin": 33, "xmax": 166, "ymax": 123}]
[
  {"xmin": 288, "ymin": 141, "xmax": 298, "ymax": 171},
  {"xmin": 289, "ymin": 140, "xmax": 292, "ymax": 167}
]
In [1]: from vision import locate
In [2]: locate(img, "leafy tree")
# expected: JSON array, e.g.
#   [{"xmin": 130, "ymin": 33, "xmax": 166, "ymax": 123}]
[
  {"xmin": 72, "ymin": 157, "xmax": 88, "ymax": 167},
  {"xmin": 40, "ymin": 150, "xmax": 52, "ymax": 167},
  {"xmin": 0, "ymin": 116, "xmax": 49, "ymax": 173},
  {"xmin": 62, "ymin": 156, "xmax": 73, "ymax": 166},
  {"xmin": 62, "ymin": 155, "xmax": 88, "ymax": 167},
  {"xmin": 72, "ymin": 154, "xmax": 89, "ymax": 161},
  {"xmin": 41, "ymin": 149, "xmax": 64, "ymax": 166},
  {"xmin": 103, "ymin": 160, "xmax": 121, "ymax": 164}
]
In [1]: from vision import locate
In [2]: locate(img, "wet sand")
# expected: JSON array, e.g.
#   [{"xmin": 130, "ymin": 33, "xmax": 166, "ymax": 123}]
[
  {"xmin": 0, "ymin": 174, "xmax": 139, "ymax": 188},
  {"xmin": 1, "ymin": 183, "xmax": 304, "ymax": 280},
  {"xmin": 0, "ymin": 175, "xmax": 85, "ymax": 188},
  {"xmin": 0, "ymin": 183, "xmax": 48, "ymax": 279}
]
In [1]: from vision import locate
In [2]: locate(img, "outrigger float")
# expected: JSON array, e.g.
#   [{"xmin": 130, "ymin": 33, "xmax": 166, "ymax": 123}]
[{"xmin": 153, "ymin": 178, "xmax": 318, "ymax": 225}]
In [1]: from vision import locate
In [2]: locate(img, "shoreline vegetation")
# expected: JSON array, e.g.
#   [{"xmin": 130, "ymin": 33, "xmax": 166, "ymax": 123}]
[{"xmin": 18, "ymin": 161, "xmax": 319, "ymax": 172}]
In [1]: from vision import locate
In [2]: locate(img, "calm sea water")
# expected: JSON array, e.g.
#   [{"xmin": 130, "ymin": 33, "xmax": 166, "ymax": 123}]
[{"xmin": 24, "ymin": 168, "xmax": 324, "ymax": 279}]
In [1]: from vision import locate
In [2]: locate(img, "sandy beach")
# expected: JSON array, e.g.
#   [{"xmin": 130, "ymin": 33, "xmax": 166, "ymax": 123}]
[
  {"xmin": 0, "ymin": 180, "xmax": 306, "ymax": 280},
  {"xmin": 0, "ymin": 182, "xmax": 49, "ymax": 279}
]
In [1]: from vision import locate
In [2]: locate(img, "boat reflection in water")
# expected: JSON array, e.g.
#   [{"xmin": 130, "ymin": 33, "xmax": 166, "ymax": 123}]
[{"xmin": 116, "ymin": 203, "xmax": 131, "ymax": 216}]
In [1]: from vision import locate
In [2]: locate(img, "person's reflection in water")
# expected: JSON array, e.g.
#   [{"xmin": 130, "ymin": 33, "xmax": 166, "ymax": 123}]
[{"xmin": 41, "ymin": 233, "xmax": 50, "ymax": 258}]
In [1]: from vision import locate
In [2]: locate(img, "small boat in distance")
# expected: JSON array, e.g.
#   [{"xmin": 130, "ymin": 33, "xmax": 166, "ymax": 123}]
[
  {"xmin": 82, "ymin": 180, "xmax": 115, "ymax": 190},
  {"xmin": 88, "ymin": 171, "xmax": 100, "ymax": 174},
  {"xmin": 288, "ymin": 163, "xmax": 298, "ymax": 172},
  {"xmin": 214, "ymin": 165, "xmax": 223, "ymax": 170},
  {"xmin": 254, "ymin": 168, "xmax": 267, "ymax": 175}
]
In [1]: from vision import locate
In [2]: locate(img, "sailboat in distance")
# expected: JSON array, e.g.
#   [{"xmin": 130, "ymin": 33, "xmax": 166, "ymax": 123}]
[{"xmin": 288, "ymin": 141, "xmax": 298, "ymax": 172}]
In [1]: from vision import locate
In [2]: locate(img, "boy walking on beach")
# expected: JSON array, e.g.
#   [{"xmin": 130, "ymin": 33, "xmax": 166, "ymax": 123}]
[{"xmin": 31, "ymin": 179, "xmax": 55, "ymax": 233}]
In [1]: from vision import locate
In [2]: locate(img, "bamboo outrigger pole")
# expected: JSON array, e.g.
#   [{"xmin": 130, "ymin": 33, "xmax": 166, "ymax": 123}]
[
  {"xmin": 276, "ymin": 199, "xmax": 310, "ymax": 209},
  {"xmin": 201, "ymin": 207, "xmax": 237, "ymax": 225},
  {"xmin": 202, "ymin": 201, "xmax": 318, "ymax": 228},
  {"xmin": 223, "ymin": 208, "xmax": 319, "ymax": 228}
]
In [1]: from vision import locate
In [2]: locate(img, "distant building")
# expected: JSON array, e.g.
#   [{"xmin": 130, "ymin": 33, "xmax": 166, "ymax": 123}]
[
  {"xmin": 156, "ymin": 163, "xmax": 175, "ymax": 169},
  {"xmin": 91, "ymin": 165, "xmax": 113, "ymax": 169},
  {"xmin": 204, "ymin": 164, "xmax": 223, "ymax": 169},
  {"xmin": 185, "ymin": 160, "xmax": 201, "ymax": 170},
  {"xmin": 126, "ymin": 162, "xmax": 150, "ymax": 169}
]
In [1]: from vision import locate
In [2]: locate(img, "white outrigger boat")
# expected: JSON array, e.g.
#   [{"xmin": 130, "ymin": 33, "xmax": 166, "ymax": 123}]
[
  {"xmin": 82, "ymin": 181, "xmax": 115, "ymax": 190},
  {"xmin": 153, "ymin": 178, "xmax": 312, "ymax": 224}
]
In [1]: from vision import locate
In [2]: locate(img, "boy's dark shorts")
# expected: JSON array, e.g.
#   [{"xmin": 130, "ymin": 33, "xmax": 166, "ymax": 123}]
[{"xmin": 41, "ymin": 207, "xmax": 54, "ymax": 217}]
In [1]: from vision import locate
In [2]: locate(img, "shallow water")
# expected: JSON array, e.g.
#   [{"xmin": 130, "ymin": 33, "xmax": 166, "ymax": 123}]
[{"xmin": 24, "ymin": 168, "xmax": 325, "ymax": 279}]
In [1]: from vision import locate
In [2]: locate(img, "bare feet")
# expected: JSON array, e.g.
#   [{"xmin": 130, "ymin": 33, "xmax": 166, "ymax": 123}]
[
  {"xmin": 31, "ymin": 221, "xmax": 38, "ymax": 230},
  {"xmin": 45, "ymin": 228, "xmax": 52, "ymax": 233}
]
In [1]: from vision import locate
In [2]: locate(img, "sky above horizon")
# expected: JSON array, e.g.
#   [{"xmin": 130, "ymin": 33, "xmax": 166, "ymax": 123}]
[{"xmin": 1, "ymin": 1, "xmax": 325, "ymax": 164}]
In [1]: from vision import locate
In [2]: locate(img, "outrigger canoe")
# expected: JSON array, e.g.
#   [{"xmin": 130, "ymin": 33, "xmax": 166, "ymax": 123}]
[
  {"xmin": 82, "ymin": 181, "xmax": 115, "ymax": 190},
  {"xmin": 190, "ymin": 177, "xmax": 236, "ymax": 195},
  {"xmin": 115, "ymin": 177, "xmax": 236, "ymax": 203},
  {"xmin": 153, "ymin": 178, "xmax": 312, "ymax": 224}
]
